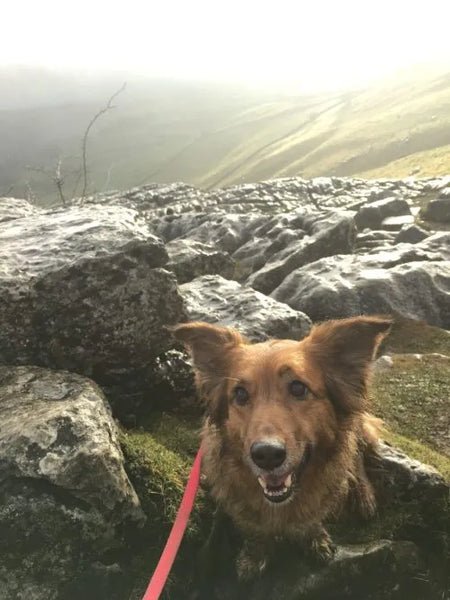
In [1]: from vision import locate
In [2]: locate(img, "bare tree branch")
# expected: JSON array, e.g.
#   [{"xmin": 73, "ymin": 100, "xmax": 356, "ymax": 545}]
[
  {"xmin": 80, "ymin": 82, "xmax": 126, "ymax": 200},
  {"xmin": 27, "ymin": 157, "xmax": 67, "ymax": 207}
]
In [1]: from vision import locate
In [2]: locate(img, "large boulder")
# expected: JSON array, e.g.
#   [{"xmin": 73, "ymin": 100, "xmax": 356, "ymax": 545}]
[
  {"xmin": 271, "ymin": 234, "xmax": 450, "ymax": 327},
  {"xmin": 0, "ymin": 204, "xmax": 185, "ymax": 408},
  {"xmin": 273, "ymin": 259, "xmax": 450, "ymax": 328},
  {"xmin": 419, "ymin": 197, "xmax": 450, "ymax": 223},
  {"xmin": 0, "ymin": 366, "xmax": 144, "ymax": 599},
  {"xmin": 179, "ymin": 275, "xmax": 312, "ymax": 342},
  {"xmin": 355, "ymin": 197, "xmax": 411, "ymax": 230},
  {"xmin": 394, "ymin": 224, "xmax": 429, "ymax": 244},
  {"xmin": 246, "ymin": 211, "xmax": 356, "ymax": 294}
]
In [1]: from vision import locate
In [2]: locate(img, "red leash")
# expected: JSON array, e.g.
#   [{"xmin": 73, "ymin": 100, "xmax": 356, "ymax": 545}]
[{"xmin": 142, "ymin": 447, "xmax": 203, "ymax": 600}]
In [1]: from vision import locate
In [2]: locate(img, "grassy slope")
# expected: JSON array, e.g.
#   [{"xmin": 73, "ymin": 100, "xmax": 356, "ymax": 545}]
[{"xmin": 3, "ymin": 64, "xmax": 450, "ymax": 205}]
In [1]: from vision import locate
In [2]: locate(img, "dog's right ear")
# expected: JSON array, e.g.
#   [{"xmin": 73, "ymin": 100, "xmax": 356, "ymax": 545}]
[
  {"xmin": 172, "ymin": 321, "xmax": 244, "ymax": 376},
  {"xmin": 172, "ymin": 322, "xmax": 244, "ymax": 425}
]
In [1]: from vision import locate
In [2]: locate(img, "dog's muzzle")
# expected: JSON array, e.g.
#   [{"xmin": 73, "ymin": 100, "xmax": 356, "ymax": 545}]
[{"xmin": 251, "ymin": 442, "xmax": 311, "ymax": 504}]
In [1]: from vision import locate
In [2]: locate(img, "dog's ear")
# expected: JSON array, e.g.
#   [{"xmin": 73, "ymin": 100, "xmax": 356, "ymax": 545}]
[
  {"xmin": 305, "ymin": 316, "xmax": 392, "ymax": 413},
  {"xmin": 172, "ymin": 321, "xmax": 244, "ymax": 374},
  {"xmin": 172, "ymin": 322, "xmax": 244, "ymax": 424}
]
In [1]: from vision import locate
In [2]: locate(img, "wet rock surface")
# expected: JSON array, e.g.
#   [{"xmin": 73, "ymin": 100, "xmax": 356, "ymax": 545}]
[
  {"xmin": 271, "ymin": 233, "xmax": 450, "ymax": 327},
  {"xmin": 0, "ymin": 366, "xmax": 144, "ymax": 599},
  {"xmin": 0, "ymin": 204, "xmax": 185, "ymax": 402},
  {"xmin": 166, "ymin": 238, "xmax": 235, "ymax": 284},
  {"xmin": 180, "ymin": 274, "xmax": 311, "ymax": 341},
  {"xmin": 0, "ymin": 197, "xmax": 42, "ymax": 222}
]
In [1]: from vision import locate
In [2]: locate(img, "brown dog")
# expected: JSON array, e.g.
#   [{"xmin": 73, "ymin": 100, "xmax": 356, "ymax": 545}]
[{"xmin": 174, "ymin": 316, "xmax": 391, "ymax": 581}]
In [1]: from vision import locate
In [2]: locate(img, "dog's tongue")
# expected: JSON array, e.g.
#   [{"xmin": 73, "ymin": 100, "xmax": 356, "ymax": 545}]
[{"xmin": 265, "ymin": 473, "xmax": 288, "ymax": 488}]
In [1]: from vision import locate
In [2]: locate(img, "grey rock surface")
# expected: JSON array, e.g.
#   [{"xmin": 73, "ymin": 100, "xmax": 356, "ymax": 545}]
[
  {"xmin": 166, "ymin": 238, "xmax": 235, "ymax": 284},
  {"xmin": 394, "ymin": 224, "xmax": 430, "ymax": 244},
  {"xmin": 0, "ymin": 197, "xmax": 42, "ymax": 223},
  {"xmin": 247, "ymin": 211, "xmax": 356, "ymax": 294},
  {"xmin": 0, "ymin": 205, "xmax": 185, "ymax": 401},
  {"xmin": 0, "ymin": 366, "xmax": 144, "ymax": 599},
  {"xmin": 180, "ymin": 274, "xmax": 312, "ymax": 342},
  {"xmin": 420, "ymin": 197, "xmax": 450, "ymax": 223},
  {"xmin": 369, "ymin": 441, "xmax": 449, "ymax": 504},
  {"xmin": 355, "ymin": 196, "xmax": 411, "ymax": 230},
  {"xmin": 271, "ymin": 234, "xmax": 450, "ymax": 327}
]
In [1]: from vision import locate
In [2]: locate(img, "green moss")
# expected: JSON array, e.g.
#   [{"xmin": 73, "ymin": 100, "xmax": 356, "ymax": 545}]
[
  {"xmin": 119, "ymin": 419, "xmax": 212, "ymax": 600},
  {"xmin": 381, "ymin": 429, "xmax": 450, "ymax": 481},
  {"xmin": 120, "ymin": 429, "xmax": 191, "ymax": 525},
  {"xmin": 141, "ymin": 412, "xmax": 202, "ymax": 458}
]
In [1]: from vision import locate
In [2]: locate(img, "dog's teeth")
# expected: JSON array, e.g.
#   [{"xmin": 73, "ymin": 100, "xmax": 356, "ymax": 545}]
[
  {"xmin": 258, "ymin": 476, "xmax": 267, "ymax": 490},
  {"xmin": 284, "ymin": 474, "xmax": 292, "ymax": 488}
]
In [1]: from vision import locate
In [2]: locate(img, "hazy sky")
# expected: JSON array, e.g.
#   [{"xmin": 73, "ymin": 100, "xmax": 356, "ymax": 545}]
[{"xmin": 3, "ymin": 0, "xmax": 450, "ymax": 89}]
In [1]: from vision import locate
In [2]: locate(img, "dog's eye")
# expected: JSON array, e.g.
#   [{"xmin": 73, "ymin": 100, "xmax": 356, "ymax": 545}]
[
  {"xmin": 233, "ymin": 386, "xmax": 250, "ymax": 406},
  {"xmin": 289, "ymin": 380, "xmax": 308, "ymax": 399}
]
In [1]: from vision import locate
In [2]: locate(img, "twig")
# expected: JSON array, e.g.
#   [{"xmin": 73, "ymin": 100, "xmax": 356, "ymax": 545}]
[{"xmin": 80, "ymin": 82, "xmax": 126, "ymax": 200}]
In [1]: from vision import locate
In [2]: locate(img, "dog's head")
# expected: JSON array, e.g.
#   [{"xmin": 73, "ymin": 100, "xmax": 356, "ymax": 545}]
[{"xmin": 174, "ymin": 317, "xmax": 391, "ymax": 505}]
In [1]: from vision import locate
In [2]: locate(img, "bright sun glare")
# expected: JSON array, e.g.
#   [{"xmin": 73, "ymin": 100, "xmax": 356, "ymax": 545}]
[{"xmin": 2, "ymin": 0, "xmax": 450, "ymax": 89}]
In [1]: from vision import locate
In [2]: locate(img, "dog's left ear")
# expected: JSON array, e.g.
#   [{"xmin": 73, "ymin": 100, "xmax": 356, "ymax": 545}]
[{"xmin": 305, "ymin": 316, "xmax": 392, "ymax": 413}]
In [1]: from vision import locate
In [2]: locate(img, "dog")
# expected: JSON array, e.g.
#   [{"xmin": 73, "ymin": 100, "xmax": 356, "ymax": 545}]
[{"xmin": 174, "ymin": 316, "xmax": 391, "ymax": 586}]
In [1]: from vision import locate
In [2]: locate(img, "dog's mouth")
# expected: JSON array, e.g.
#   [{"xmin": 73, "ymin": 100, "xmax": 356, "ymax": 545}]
[
  {"xmin": 257, "ymin": 446, "xmax": 311, "ymax": 504},
  {"xmin": 257, "ymin": 471, "xmax": 294, "ymax": 503}
]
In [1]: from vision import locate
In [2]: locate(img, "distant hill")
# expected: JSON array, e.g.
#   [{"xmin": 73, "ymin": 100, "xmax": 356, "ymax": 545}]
[{"xmin": 1, "ymin": 64, "xmax": 450, "ymax": 205}]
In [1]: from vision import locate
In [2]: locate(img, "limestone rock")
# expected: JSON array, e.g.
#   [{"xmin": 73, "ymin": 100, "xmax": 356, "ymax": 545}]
[
  {"xmin": 166, "ymin": 238, "xmax": 235, "ymax": 284},
  {"xmin": 0, "ymin": 366, "xmax": 144, "ymax": 599},
  {"xmin": 0, "ymin": 197, "xmax": 42, "ymax": 223},
  {"xmin": 230, "ymin": 540, "xmax": 426, "ymax": 600},
  {"xmin": 355, "ymin": 197, "xmax": 411, "ymax": 230},
  {"xmin": 394, "ymin": 224, "xmax": 429, "ymax": 244},
  {"xmin": 179, "ymin": 275, "xmax": 311, "ymax": 342},
  {"xmin": 247, "ymin": 211, "xmax": 356, "ymax": 295},
  {"xmin": 0, "ymin": 205, "xmax": 185, "ymax": 402},
  {"xmin": 272, "ymin": 234, "xmax": 450, "ymax": 327},
  {"xmin": 369, "ymin": 441, "xmax": 449, "ymax": 505},
  {"xmin": 420, "ymin": 196, "xmax": 450, "ymax": 223}
]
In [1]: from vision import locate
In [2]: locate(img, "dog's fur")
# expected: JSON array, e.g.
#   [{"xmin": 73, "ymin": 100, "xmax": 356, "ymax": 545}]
[{"xmin": 174, "ymin": 316, "xmax": 391, "ymax": 579}]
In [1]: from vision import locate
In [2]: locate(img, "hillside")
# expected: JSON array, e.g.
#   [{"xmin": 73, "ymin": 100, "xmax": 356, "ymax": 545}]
[{"xmin": 1, "ymin": 64, "xmax": 450, "ymax": 205}]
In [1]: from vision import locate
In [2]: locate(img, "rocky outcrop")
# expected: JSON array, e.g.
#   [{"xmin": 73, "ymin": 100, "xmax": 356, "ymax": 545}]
[
  {"xmin": 0, "ymin": 197, "xmax": 42, "ymax": 222},
  {"xmin": 394, "ymin": 224, "xmax": 429, "ymax": 244},
  {"xmin": 2, "ymin": 175, "xmax": 450, "ymax": 599},
  {"xmin": 0, "ymin": 366, "xmax": 144, "ymax": 599},
  {"xmin": 271, "ymin": 234, "xmax": 450, "ymax": 328},
  {"xmin": 246, "ymin": 211, "xmax": 356, "ymax": 294},
  {"xmin": 166, "ymin": 238, "xmax": 234, "ymax": 283},
  {"xmin": 0, "ymin": 204, "xmax": 185, "ymax": 407},
  {"xmin": 355, "ymin": 196, "xmax": 411, "ymax": 230},
  {"xmin": 180, "ymin": 274, "xmax": 311, "ymax": 342}
]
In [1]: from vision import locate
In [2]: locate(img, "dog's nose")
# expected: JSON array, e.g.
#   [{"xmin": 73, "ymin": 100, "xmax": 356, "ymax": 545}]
[{"xmin": 250, "ymin": 441, "xmax": 286, "ymax": 470}]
